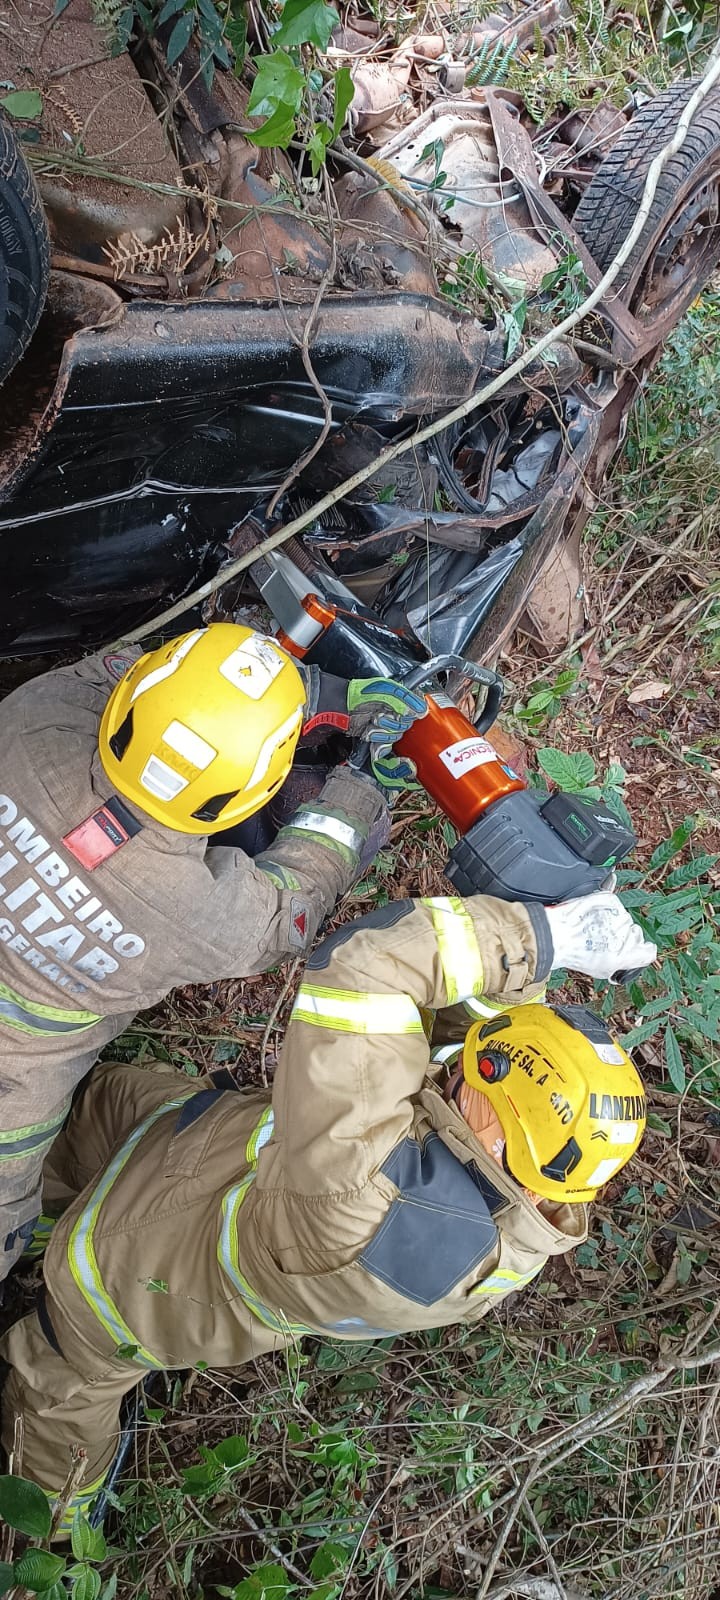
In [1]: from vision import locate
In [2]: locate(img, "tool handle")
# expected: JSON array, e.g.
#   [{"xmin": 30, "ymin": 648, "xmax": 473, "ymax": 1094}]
[{"xmin": 399, "ymin": 655, "xmax": 503, "ymax": 732}]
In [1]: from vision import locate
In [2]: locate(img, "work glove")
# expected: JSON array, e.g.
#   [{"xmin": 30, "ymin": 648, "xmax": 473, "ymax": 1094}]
[
  {"xmin": 348, "ymin": 678, "xmax": 427, "ymax": 793},
  {"xmin": 302, "ymin": 669, "xmax": 427, "ymax": 792},
  {"xmin": 544, "ymin": 891, "xmax": 657, "ymax": 982}
]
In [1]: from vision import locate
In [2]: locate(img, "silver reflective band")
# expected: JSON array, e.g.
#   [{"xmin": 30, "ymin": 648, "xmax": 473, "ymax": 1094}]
[
  {"xmin": 289, "ymin": 812, "xmax": 363, "ymax": 853},
  {"xmin": 431, "ymin": 1042, "xmax": 464, "ymax": 1065}
]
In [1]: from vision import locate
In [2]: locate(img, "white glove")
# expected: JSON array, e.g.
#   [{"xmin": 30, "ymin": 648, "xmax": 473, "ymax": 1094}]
[{"xmin": 544, "ymin": 891, "xmax": 657, "ymax": 981}]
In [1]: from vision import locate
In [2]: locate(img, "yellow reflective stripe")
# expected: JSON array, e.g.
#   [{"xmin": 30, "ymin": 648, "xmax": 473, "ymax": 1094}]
[
  {"xmin": 423, "ymin": 897, "xmax": 484, "ymax": 1006},
  {"xmin": 245, "ymin": 1105, "xmax": 274, "ymax": 1165},
  {"xmin": 219, "ymin": 1109, "xmax": 310, "ymax": 1337},
  {"xmin": 463, "ymin": 985, "xmax": 547, "ymax": 1020},
  {"xmin": 0, "ymin": 979, "xmax": 100, "ymax": 1037},
  {"xmin": 292, "ymin": 984, "xmax": 423, "ymax": 1035},
  {"xmin": 68, "ymin": 1096, "xmax": 189, "ymax": 1368},
  {"xmin": 22, "ymin": 1212, "xmax": 57, "ymax": 1260},
  {"xmin": 472, "ymin": 1264, "xmax": 544, "ymax": 1297}
]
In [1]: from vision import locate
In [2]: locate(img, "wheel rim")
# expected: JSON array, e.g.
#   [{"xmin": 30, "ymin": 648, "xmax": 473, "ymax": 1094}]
[{"xmin": 629, "ymin": 167, "xmax": 720, "ymax": 323}]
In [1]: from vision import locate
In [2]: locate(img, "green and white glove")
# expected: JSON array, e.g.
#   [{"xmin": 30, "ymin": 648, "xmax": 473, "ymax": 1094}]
[{"xmin": 347, "ymin": 677, "xmax": 427, "ymax": 792}]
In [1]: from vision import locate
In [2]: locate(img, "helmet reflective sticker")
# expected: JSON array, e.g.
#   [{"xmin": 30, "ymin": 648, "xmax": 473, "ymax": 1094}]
[
  {"xmin": 219, "ymin": 636, "xmax": 286, "ymax": 700},
  {"xmin": 591, "ymin": 1041, "xmax": 626, "ymax": 1065},
  {"xmin": 140, "ymin": 755, "xmax": 189, "ymax": 800},
  {"xmin": 245, "ymin": 708, "xmax": 305, "ymax": 789},
  {"xmin": 162, "ymin": 720, "xmax": 216, "ymax": 771},
  {"xmin": 587, "ymin": 1157, "xmax": 622, "ymax": 1187},
  {"xmin": 130, "ymin": 631, "xmax": 203, "ymax": 703},
  {"xmin": 610, "ymin": 1123, "xmax": 639, "ymax": 1145}
]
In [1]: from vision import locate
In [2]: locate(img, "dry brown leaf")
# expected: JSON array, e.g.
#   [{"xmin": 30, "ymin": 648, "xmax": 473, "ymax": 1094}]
[{"xmin": 627, "ymin": 680, "xmax": 671, "ymax": 705}]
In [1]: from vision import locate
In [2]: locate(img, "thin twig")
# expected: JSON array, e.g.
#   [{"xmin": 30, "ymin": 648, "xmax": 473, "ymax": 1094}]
[
  {"xmin": 108, "ymin": 39, "xmax": 720, "ymax": 650},
  {"xmin": 266, "ymin": 167, "xmax": 338, "ymax": 519},
  {"xmin": 476, "ymin": 1464, "xmax": 542, "ymax": 1599},
  {"xmin": 48, "ymin": 1449, "xmax": 88, "ymax": 1541},
  {"xmin": 557, "ymin": 511, "xmax": 707, "ymax": 660},
  {"xmin": 259, "ymin": 957, "xmax": 300, "ymax": 1087}
]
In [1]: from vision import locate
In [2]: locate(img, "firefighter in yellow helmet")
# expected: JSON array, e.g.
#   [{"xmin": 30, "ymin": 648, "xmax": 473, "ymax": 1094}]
[
  {"xmin": 0, "ymin": 888, "xmax": 655, "ymax": 1529},
  {"xmin": 0, "ymin": 624, "xmax": 427, "ymax": 1284}
]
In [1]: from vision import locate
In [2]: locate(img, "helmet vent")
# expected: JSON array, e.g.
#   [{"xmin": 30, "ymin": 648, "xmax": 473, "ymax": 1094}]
[
  {"xmin": 540, "ymin": 1137, "xmax": 582, "ymax": 1184},
  {"xmin": 191, "ymin": 790, "xmax": 239, "ymax": 823},
  {"xmin": 109, "ymin": 710, "xmax": 134, "ymax": 761}
]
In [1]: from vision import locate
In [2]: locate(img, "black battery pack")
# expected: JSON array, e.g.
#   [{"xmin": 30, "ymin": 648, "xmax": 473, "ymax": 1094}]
[{"xmin": 447, "ymin": 789, "xmax": 636, "ymax": 905}]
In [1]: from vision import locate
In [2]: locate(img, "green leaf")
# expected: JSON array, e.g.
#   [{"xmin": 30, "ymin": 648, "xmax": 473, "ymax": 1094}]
[
  {"xmin": 676, "ymin": 1248, "xmax": 693, "ymax": 1285},
  {"xmin": 331, "ymin": 65, "xmax": 354, "ymax": 137},
  {"xmin": 0, "ymin": 1474, "xmax": 52, "ymax": 1539},
  {"xmin": 310, "ymin": 1542, "xmax": 349, "ymax": 1579},
  {"xmin": 231, "ymin": 1563, "xmax": 294, "ymax": 1599},
  {"xmin": 665, "ymin": 853, "xmax": 719, "ymax": 888},
  {"xmin": 71, "ymin": 1567, "xmax": 101, "ymax": 1600},
  {"xmin": 213, "ymin": 1434, "xmax": 249, "ymax": 1469},
  {"xmin": 638, "ymin": 992, "xmax": 673, "ymax": 1019},
  {"xmin": 622, "ymin": 1018, "xmax": 663, "ymax": 1048},
  {"xmin": 0, "ymin": 1563, "xmax": 15, "ymax": 1598},
  {"xmin": 115, "ymin": 1342, "xmax": 139, "ymax": 1360},
  {"xmin": 308, "ymin": 124, "xmax": 331, "ymax": 174},
  {"xmin": 647, "ymin": 818, "xmax": 696, "ymax": 872},
  {"xmin": 167, "ymin": 11, "xmax": 195, "ymax": 64},
  {"xmin": 664, "ymin": 1024, "xmax": 685, "ymax": 1092},
  {"xmin": 71, "ymin": 1511, "xmax": 106, "ymax": 1564},
  {"xmin": 0, "ymin": 90, "xmax": 43, "ymax": 120},
  {"xmin": 274, "ymin": 0, "xmax": 339, "ymax": 50},
  {"xmin": 12, "ymin": 1550, "xmax": 67, "ymax": 1593},
  {"xmin": 227, "ymin": 13, "xmax": 247, "ymax": 72},
  {"xmin": 248, "ymin": 102, "xmax": 298, "ymax": 148},
  {"xmin": 145, "ymin": 1277, "xmax": 169, "ymax": 1293},
  {"xmin": 248, "ymin": 51, "xmax": 305, "ymax": 117},
  {"xmin": 503, "ymin": 299, "xmax": 527, "ymax": 357},
  {"xmin": 156, "ymin": 0, "xmax": 186, "ymax": 23},
  {"xmin": 536, "ymin": 747, "xmax": 596, "ymax": 791},
  {"xmin": 71, "ymin": 1511, "xmax": 93, "ymax": 1562},
  {"xmin": 100, "ymin": 1575, "xmax": 118, "ymax": 1600},
  {"xmin": 181, "ymin": 1462, "xmax": 222, "ymax": 1495}
]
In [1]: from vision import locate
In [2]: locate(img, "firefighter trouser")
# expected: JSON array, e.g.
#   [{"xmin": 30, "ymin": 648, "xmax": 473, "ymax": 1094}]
[
  {"xmin": 0, "ymin": 1037, "xmax": 101, "ymax": 1279},
  {"xmin": 0, "ymin": 1062, "xmax": 285, "ymax": 1521}
]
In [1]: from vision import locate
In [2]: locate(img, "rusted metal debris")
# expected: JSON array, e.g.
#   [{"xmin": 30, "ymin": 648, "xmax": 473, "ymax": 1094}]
[{"xmin": 1, "ymin": 0, "xmax": 720, "ymax": 660}]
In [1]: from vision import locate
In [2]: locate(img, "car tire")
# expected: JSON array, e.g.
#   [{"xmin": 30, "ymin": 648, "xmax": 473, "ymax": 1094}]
[
  {"xmin": 574, "ymin": 80, "xmax": 720, "ymax": 323},
  {"xmin": 0, "ymin": 112, "xmax": 50, "ymax": 387}
]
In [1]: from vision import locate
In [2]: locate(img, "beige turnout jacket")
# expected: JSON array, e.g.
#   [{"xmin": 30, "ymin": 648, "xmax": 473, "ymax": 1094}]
[
  {"xmin": 1, "ymin": 894, "xmax": 587, "ymax": 1503},
  {"xmin": 0, "ymin": 649, "xmax": 387, "ymax": 1265}
]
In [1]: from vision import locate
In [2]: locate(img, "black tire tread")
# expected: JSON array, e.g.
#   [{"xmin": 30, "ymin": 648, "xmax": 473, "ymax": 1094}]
[
  {"xmin": 574, "ymin": 81, "xmax": 720, "ymax": 290},
  {"xmin": 0, "ymin": 112, "xmax": 50, "ymax": 385}
]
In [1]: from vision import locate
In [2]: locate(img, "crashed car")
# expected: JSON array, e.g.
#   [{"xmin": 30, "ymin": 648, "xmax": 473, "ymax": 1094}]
[{"xmin": 1, "ymin": 0, "xmax": 720, "ymax": 660}]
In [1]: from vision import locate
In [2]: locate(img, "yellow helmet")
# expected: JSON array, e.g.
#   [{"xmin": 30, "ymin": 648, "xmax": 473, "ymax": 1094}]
[
  {"xmin": 99, "ymin": 624, "xmax": 306, "ymax": 834},
  {"xmin": 462, "ymin": 1004, "xmax": 646, "ymax": 1202}
]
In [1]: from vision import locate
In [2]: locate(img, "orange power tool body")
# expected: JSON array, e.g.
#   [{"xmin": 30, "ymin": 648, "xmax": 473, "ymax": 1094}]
[{"xmin": 255, "ymin": 550, "xmax": 636, "ymax": 906}]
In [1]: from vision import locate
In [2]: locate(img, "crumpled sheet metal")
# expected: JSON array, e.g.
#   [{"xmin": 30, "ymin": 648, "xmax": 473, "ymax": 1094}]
[
  {"xmin": 377, "ymin": 100, "xmax": 559, "ymax": 290},
  {"xmin": 334, "ymin": 166, "xmax": 438, "ymax": 296},
  {"xmin": 208, "ymin": 139, "xmax": 331, "ymax": 301}
]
